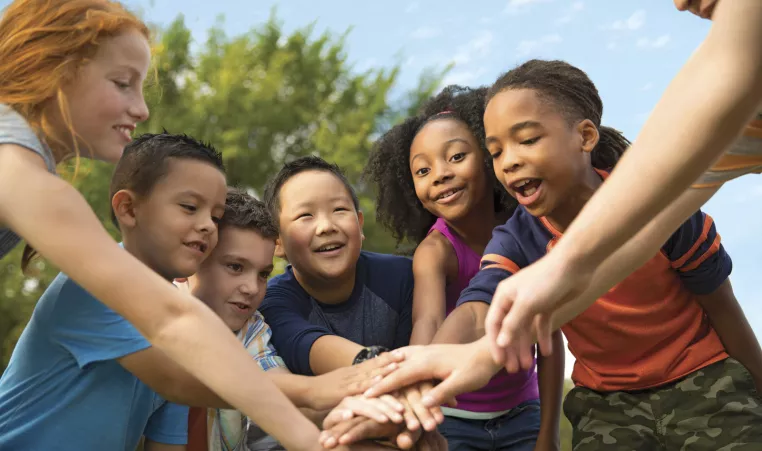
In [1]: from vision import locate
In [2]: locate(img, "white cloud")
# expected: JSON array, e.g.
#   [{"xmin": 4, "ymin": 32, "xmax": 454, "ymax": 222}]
[
  {"xmin": 505, "ymin": 0, "xmax": 553, "ymax": 15},
  {"xmin": 605, "ymin": 10, "xmax": 646, "ymax": 31},
  {"xmin": 448, "ymin": 31, "xmax": 495, "ymax": 65},
  {"xmin": 405, "ymin": 2, "xmax": 419, "ymax": 13},
  {"xmin": 442, "ymin": 68, "xmax": 488, "ymax": 87},
  {"xmin": 516, "ymin": 33, "xmax": 562, "ymax": 57},
  {"xmin": 637, "ymin": 34, "xmax": 671, "ymax": 49},
  {"xmin": 556, "ymin": 1, "xmax": 584, "ymax": 24},
  {"xmin": 410, "ymin": 26, "xmax": 442, "ymax": 40}
]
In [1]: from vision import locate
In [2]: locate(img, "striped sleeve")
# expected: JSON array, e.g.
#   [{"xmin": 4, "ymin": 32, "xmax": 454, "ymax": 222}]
[
  {"xmin": 456, "ymin": 224, "xmax": 527, "ymax": 307},
  {"xmin": 662, "ymin": 210, "xmax": 732, "ymax": 294},
  {"xmin": 243, "ymin": 313, "xmax": 286, "ymax": 371}
]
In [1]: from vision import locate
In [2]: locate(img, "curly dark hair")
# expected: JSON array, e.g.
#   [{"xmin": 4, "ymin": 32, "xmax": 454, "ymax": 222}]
[
  {"xmin": 486, "ymin": 59, "xmax": 630, "ymax": 169},
  {"xmin": 364, "ymin": 85, "xmax": 516, "ymax": 245},
  {"xmin": 221, "ymin": 187, "xmax": 278, "ymax": 240}
]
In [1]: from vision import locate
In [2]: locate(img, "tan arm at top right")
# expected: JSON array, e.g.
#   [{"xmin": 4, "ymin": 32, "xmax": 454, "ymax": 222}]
[
  {"xmin": 551, "ymin": 0, "xmax": 762, "ymax": 270},
  {"xmin": 0, "ymin": 145, "xmax": 321, "ymax": 451}
]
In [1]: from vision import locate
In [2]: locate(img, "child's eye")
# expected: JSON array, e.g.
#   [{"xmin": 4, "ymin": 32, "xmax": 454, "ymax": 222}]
[
  {"xmin": 520, "ymin": 136, "xmax": 541, "ymax": 146},
  {"xmin": 450, "ymin": 152, "xmax": 466, "ymax": 162},
  {"xmin": 489, "ymin": 150, "xmax": 502, "ymax": 160},
  {"xmin": 227, "ymin": 263, "xmax": 243, "ymax": 272},
  {"xmin": 296, "ymin": 213, "xmax": 311, "ymax": 220},
  {"xmin": 180, "ymin": 204, "xmax": 197, "ymax": 212},
  {"xmin": 335, "ymin": 207, "xmax": 349, "ymax": 213},
  {"xmin": 211, "ymin": 216, "xmax": 221, "ymax": 224},
  {"xmin": 113, "ymin": 80, "xmax": 130, "ymax": 89},
  {"xmin": 259, "ymin": 271, "xmax": 272, "ymax": 280},
  {"xmin": 414, "ymin": 168, "xmax": 430, "ymax": 176}
]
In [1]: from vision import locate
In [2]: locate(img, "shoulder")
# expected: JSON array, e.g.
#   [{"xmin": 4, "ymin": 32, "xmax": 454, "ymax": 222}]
[
  {"xmin": 360, "ymin": 250, "xmax": 413, "ymax": 277},
  {"xmin": 413, "ymin": 232, "xmax": 455, "ymax": 274},
  {"xmin": 262, "ymin": 269, "xmax": 308, "ymax": 309},
  {"xmin": 0, "ymin": 105, "xmax": 55, "ymax": 172}
]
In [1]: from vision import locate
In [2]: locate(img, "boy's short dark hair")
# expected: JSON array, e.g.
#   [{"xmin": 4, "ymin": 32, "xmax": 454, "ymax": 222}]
[
  {"xmin": 109, "ymin": 132, "xmax": 225, "ymax": 227},
  {"xmin": 222, "ymin": 187, "xmax": 278, "ymax": 240},
  {"xmin": 262, "ymin": 156, "xmax": 360, "ymax": 222}
]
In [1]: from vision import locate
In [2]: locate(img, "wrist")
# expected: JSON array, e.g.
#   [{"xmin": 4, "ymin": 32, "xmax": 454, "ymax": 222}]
[
  {"xmin": 474, "ymin": 336, "xmax": 504, "ymax": 373},
  {"xmin": 352, "ymin": 345, "xmax": 390, "ymax": 365}
]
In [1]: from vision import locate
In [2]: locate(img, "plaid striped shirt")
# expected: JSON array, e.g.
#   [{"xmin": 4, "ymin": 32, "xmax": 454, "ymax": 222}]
[{"xmin": 207, "ymin": 311, "xmax": 286, "ymax": 451}]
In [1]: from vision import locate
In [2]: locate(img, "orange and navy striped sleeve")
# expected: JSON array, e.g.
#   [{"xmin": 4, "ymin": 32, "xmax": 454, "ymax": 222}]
[
  {"xmin": 661, "ymin": 209, "xmax": 732, "ymax": 294},
  {"xmin": 456, "ymin": 220, "xmax": 531, "ymax": 307}
]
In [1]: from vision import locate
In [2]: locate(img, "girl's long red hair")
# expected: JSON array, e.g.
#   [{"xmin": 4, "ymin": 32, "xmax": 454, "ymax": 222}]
[{"xmin": 0, "ymin": 0, "xmax": 149, "ymax": 271}]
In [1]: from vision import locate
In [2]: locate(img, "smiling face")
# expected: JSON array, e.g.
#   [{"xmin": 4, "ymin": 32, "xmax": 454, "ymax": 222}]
[
  {"xmin": 54, "ymin": 29, "xmax": 151, "ymax": 162},
  {"xmin": 114, "ymin": 158, "xmax": 227, "ymax": 280},
  {"xmin": 409, "ymin": 118, "xmax": 491, "ymax": 224},
  {"xmin": 276, "ymin": 170, "xmax": 364, "ymax": 286},
  {"xmin": 483, "ymin": 88, "xmax": 598, "ymax": 220},
  {"xmin": 191, "ymin": 226, "xmax": 275, "ymax": 332}
]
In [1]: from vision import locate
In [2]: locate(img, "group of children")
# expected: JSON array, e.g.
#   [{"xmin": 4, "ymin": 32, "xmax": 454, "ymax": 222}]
[{"xmin": 1, "ymin": 0, "xmax": 761, "ymax": 450}]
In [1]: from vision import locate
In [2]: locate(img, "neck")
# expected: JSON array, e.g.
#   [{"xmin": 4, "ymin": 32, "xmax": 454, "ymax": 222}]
[
  {"xmin": 293, "ymin": 267, "xmax": 356, "ymax": 305},
  {"xmin": 546, "ymin": 167, "xmax": 603, "ymax": 233},
  {"xmin": 445, "ymin": 193, "xmax": 502, "ymax": 255},
  {"xmin": 121, "ymin": 234, "xmax": 175, "ymax": 282}
]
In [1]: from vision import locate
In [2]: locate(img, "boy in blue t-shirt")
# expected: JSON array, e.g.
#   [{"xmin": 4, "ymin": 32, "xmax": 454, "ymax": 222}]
[{"xmin": 0, "ymin": 132, "xmax": 229, "ymax": 450}]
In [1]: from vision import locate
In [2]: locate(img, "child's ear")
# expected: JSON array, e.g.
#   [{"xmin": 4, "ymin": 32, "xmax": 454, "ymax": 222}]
[
  {"xmin": 111, "ymin": 190, "xmax": 139, "ymax": 229},
  {"xmin": 357, "ymin": 210, "xmax": 365, "ymax": 241},
  {"xmin": 274, "ymin": 237, "xmax": 286, "ymax": 259},
  {"xmin": 578, "ymin": 119, "xmax": 600, "ymax": 154}
]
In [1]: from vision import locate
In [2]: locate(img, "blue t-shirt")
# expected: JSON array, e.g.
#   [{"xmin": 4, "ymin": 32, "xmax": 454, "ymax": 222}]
[
  {"xmin": 0, "ymin": 273, "xmax": 188, "ymax": 450},
  {"xmin": 261, "ymin": 251, "xmax": 414, "ymax": 375}
]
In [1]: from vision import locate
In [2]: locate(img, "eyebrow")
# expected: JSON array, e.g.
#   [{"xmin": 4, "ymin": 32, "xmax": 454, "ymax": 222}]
[
  {"xmin": 410, "ymin": 138, "xmax": 469, "ymax": 164},
  {"xmin": 485, "ymin": 121, "xmax": 542, "ymax": 145},
  {"xmin": 177, "ymin": 190, "xmax": 226, "ymax": 210}
]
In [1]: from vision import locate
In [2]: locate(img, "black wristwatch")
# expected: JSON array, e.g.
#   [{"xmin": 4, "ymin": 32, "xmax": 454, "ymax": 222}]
[{"xmin": 352, "ymin": 345, "xmax": 390, "ymax": 365}]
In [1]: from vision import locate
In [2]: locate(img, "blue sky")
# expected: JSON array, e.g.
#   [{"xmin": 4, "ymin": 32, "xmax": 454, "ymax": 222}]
[{"xmin": 5, "ymin": 0, "xmax": 760, "ymax": 377}]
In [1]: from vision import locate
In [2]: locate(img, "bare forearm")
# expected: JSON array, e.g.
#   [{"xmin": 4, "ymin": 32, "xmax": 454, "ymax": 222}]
[
  {"xmin": 535, "ymin": 331, "xmax": 564, "ymax": 449},
  {"xmin": 269, "ymin": 373, "xmax": 312, "ymax": 408},
  {"xmin": 553, "ymin": 0, "xmax": 762, "ymax": 269},
  {"xmin": 410, "ymin": 319, "xmax": 442, "ymax": 346},
  {"xmin": 698, "ymin": 286, "xmax": 762, "ymax": 384},
  {"xmin": 432, "ymin": 302, "xmax": 488, "ymax": 345}
]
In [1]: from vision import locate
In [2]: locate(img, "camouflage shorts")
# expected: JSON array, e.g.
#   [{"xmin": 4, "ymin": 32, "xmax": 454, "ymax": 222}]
[{"xmin": 563, "ymin": 358, "xmax": 762, "ymax": 450}]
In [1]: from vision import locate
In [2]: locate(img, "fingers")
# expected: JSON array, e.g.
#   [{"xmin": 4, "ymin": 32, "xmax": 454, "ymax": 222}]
[
  {"xmin": 402, "ymin": 385, "xmax": 438, "ymax": 432},
  {"xmin": 364, "ymin": 362, "xmax": 434, "ymax": 398},
  {"xmin": 395, "ymin": 430, "xmax": 417, "ymax": 450},
  {"xmin": 421, "ymin": 372, "xmax": 467, "ymax": 408},
  {"xmin": 332, "ymin": 395, "xmax": 405, "ymax": 425},
  {"xmin": 320, "ymin": 416, "xmax": 367, "ymax": 449},
  {"xmin": 397, "ymin": 391, "xmax": 422, "ymax": 432},
  {"xmin": 418, "ymin": 382, "xmax": 445, "ymax": 424}
]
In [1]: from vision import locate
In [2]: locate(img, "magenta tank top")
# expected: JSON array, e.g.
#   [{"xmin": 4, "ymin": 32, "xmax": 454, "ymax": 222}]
[{"xmin": 428, "ymin": 218, "xmax": 539, "ymax": 413}]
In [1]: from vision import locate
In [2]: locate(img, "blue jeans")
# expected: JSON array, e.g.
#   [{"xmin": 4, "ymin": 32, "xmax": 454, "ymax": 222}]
[{"xmin": 438, "ymin": 400, "xmax": 541, "ymax": 451}]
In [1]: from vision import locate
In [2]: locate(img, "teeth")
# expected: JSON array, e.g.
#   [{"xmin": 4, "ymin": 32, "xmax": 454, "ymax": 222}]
[
  {"xmin": 438, "ymin": 189, "xmax": 459, "ymax": 200},
  {"xmin": 318, "ymin": 244, "xmax": 341, "ymax": 252},
  {"xmin": 523, "ymin": 186, "xmax": 537, "ymax": 196},
  {"xmin": 514, "ymin": 180, "xmax": 531, "ymax": 188}
]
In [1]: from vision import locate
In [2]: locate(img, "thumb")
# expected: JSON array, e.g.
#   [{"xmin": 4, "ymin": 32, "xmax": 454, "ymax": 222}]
[{"xmin": 422, "ymin": 371, "xmax": 466, "ymax": 408}]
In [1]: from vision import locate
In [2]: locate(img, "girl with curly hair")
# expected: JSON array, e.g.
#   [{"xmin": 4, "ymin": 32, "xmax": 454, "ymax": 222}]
[{"xmin": 365, "ymin": 85, "xmax": 562, "ymax": 451}]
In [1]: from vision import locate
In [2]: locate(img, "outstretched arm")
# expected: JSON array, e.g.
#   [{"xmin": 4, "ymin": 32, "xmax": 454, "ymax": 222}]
[{"xmin": 0, "ymin": 145, "xmax": 323, "ymax": 450}]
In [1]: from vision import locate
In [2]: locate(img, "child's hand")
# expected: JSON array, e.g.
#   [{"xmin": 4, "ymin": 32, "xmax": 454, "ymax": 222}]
[
  {"xmin": 398, "ymin": 382, "xmax": 444, "ymax": 432},
  {"xmin": 364, "ymin": 341, "xmax": 498, "ymax": 408},
  {"xmin": 311, "ymin": 353, "xmax": 403, "ymax": 410},
  {"xmin": 484, "ymin": 253, "xmax": 590, "ymax": 372},
  {"xmin": 323, "ymin": 395, "xmax": 405, "ymax": 428},
  {"xmin": 319, "ymin": 416, "xmax": 420, "ymax": 449}
]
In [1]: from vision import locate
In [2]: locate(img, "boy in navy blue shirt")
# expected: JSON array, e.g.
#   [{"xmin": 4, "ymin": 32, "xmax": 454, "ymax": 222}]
[{"xmin": 261, "ymin": 156, "xmax": 414, "ymax": 377}]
